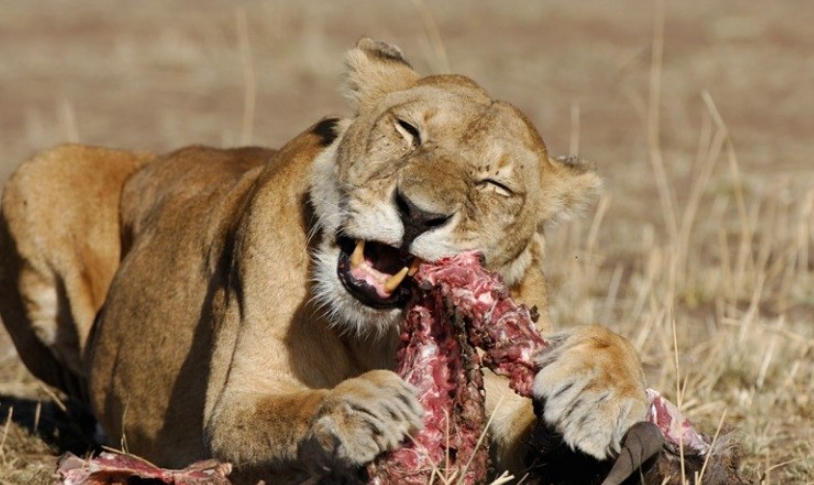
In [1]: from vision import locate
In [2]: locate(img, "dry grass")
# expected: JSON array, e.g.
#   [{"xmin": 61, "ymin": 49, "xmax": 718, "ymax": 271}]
[{"xmin": 1, "ymin": 1, "xmax": 812, "ymax": 484}]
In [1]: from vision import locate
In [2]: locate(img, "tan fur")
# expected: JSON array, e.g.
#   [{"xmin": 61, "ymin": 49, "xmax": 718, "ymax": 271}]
[
  {"xmin": 0, "ymin": 145, "xmax": 153, "ymax": 399},
  {"xmin": 0, "ymin": 39, "xmax": 646, "ymax": 484}
]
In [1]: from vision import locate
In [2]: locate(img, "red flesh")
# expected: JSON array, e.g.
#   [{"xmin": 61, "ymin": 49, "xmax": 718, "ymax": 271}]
[
  {"xmin": 56, "ymin": 451, "xmax": 234, "ymax": 485},
  {"xmin": 369, "ymin": 251, "xmax": 716, "ymax": 485},
  {"xmin": 368, "ymin": 281, "xmax": 488, "ymax": 485},
  {"xmin": 368, "ymin": 251, "xmax": 546, "ymax": 484},
  {"xmin": 415, "ymin": 251, "xmax": 547, "ymax": 398}
]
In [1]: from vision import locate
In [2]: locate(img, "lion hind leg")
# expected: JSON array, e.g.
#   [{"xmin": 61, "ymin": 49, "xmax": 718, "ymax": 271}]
[{"xmin": 0, "ymin": 144, "xmax": 152, "ymax": 399}]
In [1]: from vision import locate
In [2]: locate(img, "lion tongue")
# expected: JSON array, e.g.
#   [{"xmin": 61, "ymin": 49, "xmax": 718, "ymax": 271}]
[
  {"xmin": 350, "ymin": 265, "xmax": 409, "ymax": 298},
  {"xmin": 350, "ymin": 240, "xmax": 414, "ymax": 296}
]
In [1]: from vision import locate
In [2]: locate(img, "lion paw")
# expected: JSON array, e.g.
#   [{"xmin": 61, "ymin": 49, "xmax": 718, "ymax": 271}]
[
  {"xmin": 532, "ymin": 325, "xmax": 648, "ymax": 460},
  {"xmin": 300, "ymin": 369, "xmax": 424, "ymax": 474}
]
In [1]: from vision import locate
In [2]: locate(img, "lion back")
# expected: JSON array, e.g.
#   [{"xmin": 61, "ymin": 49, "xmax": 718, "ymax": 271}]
[{"xmin": 0, "ymin": 144, "xmax": 152, "ymax": 399}]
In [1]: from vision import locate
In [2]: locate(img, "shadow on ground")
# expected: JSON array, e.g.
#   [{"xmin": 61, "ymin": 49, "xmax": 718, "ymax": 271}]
[{"xmin": 0, "ymin": 395, "xmax": 98, "ymax": 457}]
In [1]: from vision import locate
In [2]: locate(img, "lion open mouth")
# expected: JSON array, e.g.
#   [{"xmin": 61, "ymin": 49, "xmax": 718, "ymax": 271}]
[{"xmin": 336, "ymin": 236, "xmax": 420, "ymax": 309}]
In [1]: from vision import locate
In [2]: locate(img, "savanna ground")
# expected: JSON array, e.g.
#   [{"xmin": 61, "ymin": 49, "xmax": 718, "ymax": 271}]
[{"xmin": 0, "ymin": 1, "xmax": 812, "ymax": 483}]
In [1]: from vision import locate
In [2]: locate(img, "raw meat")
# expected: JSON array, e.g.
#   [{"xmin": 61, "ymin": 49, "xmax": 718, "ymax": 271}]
[
  {"xmin": 369, "ymin": 251, "xmax": 745, "ymax": 485},
  {"xmin": 56, "ymin": 451, "xmax": 235, "ymax": 485},
  {"xmin": 368, "ymin": 251, "xmax": 546, "ymax": 484}
]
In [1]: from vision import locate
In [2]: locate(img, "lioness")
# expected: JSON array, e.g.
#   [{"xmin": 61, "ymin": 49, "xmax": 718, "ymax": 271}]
[{"xmin": 0, "ymin": 39, "xmax": 647, "ymax": 483}]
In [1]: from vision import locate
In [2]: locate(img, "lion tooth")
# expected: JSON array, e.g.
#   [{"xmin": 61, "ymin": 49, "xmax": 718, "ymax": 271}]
[
  {"xmin": 407, "ymin": 258, "xmax": 421, "ymax": 276},
  {"xmin": 350, "ymin": 240, "xmax": 365, "ymax": 269},
  {"xmin": 384, "ymin": 266, "xmax": 409, "ymax": 293}
]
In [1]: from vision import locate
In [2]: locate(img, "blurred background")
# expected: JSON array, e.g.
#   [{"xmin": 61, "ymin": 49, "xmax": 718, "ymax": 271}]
[{"xmin": 1, "ymin": 1, "xmax": 812, "ymax": 483}]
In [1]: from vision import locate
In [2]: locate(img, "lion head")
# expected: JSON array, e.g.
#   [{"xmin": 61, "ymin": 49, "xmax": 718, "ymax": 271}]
[{"xmin": 310, "ymin": 39, "xmax": 600, "ymax": 335}]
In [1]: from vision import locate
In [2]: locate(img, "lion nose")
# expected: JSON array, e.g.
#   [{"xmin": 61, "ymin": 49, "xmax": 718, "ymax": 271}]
[{"xmin": 395, "ymin": 190, "xmax": 452, "ymax": 250}]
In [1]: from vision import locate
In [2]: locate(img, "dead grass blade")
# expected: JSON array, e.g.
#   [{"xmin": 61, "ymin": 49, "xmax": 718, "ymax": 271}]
[
  {"xmin": 410, "ymin": 0, "xmax": 450, "ymax": 74},
  {"xmin": 236, "ymin": 7, "xmax": 257, "ymax": 146},
  {"xmin": 0, "ymin": 407, "xmax": 12, "ymax": 463}
]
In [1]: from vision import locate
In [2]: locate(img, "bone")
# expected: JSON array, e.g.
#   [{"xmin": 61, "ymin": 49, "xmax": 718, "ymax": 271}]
[
  {"xmin": 56, "ymin": 451, "xmax": 234, "ymax": 484},
  {"xmin": 600, "ymin": 422, "xmax": 664, "ymax": 485}
]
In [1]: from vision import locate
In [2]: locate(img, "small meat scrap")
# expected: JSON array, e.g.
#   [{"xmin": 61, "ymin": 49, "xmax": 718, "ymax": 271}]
[
  {"xmin": 56, "ymin": 451, "xmax": 235, "ymax": 485},
  {"xmin": 645, "ymin": 388, "xmax": 709, "ymax": 455},
  {"xmin": 638, "ymin": 389, "xmax": 747, "ymax": 485}
]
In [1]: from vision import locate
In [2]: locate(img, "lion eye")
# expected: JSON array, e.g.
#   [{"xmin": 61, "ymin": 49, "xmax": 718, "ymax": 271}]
[
  {"xmin": 395, "ymin": 119, "xmax": 421, "ymax": 149},
  {"xmin": 479, "ymin": 179, "xmax": 514, "ymax": 197}
]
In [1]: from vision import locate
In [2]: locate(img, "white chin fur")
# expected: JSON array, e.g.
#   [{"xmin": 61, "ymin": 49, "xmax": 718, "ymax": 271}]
[
  {"xmin": 308, "ymin": 121, "xmax": 404, "ymax": 337},
  {"xmin": 311, "ymin": 244, "xmax": 402, "ymax": 337}
]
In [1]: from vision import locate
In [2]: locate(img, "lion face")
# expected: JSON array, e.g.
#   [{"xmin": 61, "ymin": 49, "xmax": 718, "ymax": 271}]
[{"xmin": 310, "ymin": 39, "xmax": 600, "ymax": 334}]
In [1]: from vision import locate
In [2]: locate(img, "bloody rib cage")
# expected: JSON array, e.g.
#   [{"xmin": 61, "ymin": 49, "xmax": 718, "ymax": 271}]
[{"xmin": 367, "ymin": 251, "xmax": 547, "ymax": 485}]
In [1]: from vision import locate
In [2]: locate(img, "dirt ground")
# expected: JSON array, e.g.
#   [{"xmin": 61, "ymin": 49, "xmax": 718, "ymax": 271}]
[{"xmin": 0, "ymin": 1, "xmax": 812, "ymax": 483}]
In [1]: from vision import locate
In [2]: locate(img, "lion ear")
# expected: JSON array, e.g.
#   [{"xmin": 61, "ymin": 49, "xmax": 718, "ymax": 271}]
[
  {"xmin": 342, "ymin": 38, "xmax": 420, "ymax": 108},
  {"xmin": 538, "ymin": 155, "xmax": 602, "ymax": 227}
]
